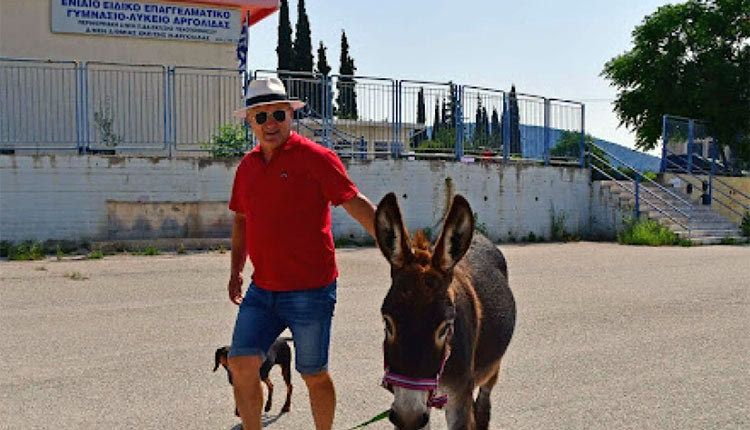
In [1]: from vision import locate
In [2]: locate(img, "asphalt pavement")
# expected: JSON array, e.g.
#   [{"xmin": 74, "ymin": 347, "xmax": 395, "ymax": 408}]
[{"xmin": 1, "ymin": 242, "xmax": 748, "ymax": 429}]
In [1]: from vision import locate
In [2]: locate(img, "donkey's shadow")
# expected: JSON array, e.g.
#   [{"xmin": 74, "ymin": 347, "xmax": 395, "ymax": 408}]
[{"xmin": 229, "ymin": 412, "xmax": 286, "ymax": 429}]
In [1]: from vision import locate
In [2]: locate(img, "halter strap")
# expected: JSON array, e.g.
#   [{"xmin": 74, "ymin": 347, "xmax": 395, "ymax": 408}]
[{"xmin": 381, "ymin": 346, "xmax": 451, "ymax": 409}]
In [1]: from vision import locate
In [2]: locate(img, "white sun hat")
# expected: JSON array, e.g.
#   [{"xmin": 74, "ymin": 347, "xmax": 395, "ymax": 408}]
[{"xmin": 233, "ymin": 77, "xmax": 306, "ymax": 118}]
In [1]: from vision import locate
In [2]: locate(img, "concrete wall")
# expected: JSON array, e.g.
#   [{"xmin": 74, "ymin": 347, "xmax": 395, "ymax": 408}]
[
  {"xmin": 0, "ymin": 0, "xmax": 238, "ymax": 68},
  {"xmin": 0, "ymin": 154, "xmax": 598, "ymax": 243}
]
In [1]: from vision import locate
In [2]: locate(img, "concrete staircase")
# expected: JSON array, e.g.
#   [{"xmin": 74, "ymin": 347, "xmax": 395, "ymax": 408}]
[{"xmin": 600, "ymin": 180, "xmax": 745, "ymax": 245}]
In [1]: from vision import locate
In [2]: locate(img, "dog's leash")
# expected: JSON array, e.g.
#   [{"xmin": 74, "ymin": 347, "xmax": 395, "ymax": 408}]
[{"xmin": 343, "ymin": 409, "xmax": 390, "ymax": 429}]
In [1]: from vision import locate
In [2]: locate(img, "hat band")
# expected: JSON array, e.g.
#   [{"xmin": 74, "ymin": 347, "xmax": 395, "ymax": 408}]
[{"xmin": 245, "ymin": 93, "xmax": 288, "ymax": 107}]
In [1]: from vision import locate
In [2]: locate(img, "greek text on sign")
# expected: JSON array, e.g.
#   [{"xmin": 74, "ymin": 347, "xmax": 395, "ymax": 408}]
[{"xmin": 51, "ymin": 0, "xmax": 242, "ymax": 43}]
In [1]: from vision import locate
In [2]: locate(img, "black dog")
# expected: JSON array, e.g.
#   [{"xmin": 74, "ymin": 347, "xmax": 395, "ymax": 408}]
[{"xmin": 213, "ymin": 338, "xmax": 293, "ymax": 416}]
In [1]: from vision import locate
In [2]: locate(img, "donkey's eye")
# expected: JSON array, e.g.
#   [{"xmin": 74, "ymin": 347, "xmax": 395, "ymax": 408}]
[
  {"xmin": 437, "ymin": 320, "xmax": 454, "ymax": 341},
  {"xmin": 383, "ymin": 315, "xmax": 395, "ymax": 339}
]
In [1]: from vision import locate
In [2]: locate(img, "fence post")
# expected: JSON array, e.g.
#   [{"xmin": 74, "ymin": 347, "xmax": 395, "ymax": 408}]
[
  {"xmin": 543, "ymin": 98, "xmax": 550, "ymax": 166},
  {"xmin": 393, "ymin": 80, "xmax": 399, "ymax": 159},
  {"xmin": 661, "ymin": 115, "xmax": 668, "ymax": 173},
  {"xmin": 634, "ymin": 173, "xmax": 640, "ymax": 218},
  {"xmin": 579, "ymin": 103, "xmax": 585, "ymax": 168},
  {"xmin": 709, "ymin": 141, "xmax": 716, "ymax": 206},
  {"xmin": 455, "ymin": 85, "xmax": 464, "ymax": 161},
  {"xmin": 75, "ymin": 61, "xmax": 83, "ymax": 154},
  {"xmin": 502, "ymin": 93, "xmax": 509, "ymax": 164},
  {"xmin": 165, "ymin": 66, "xmax": 172, "ymax": 158},
  {"xmin": 82, "ymin": 61, "xmax": 89, "ymax": 154},
  {"xmin": 687, "ymin": 119, "xmax": 694, "ymax": 174}
]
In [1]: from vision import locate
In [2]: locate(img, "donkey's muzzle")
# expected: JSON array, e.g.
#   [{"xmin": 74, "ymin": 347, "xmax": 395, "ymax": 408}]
[{"xmin": 388, "ymin": 409, "xmax": 429, "ymax": 430}]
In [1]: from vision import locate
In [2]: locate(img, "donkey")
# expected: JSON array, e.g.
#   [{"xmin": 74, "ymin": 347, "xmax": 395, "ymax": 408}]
[{"xmin": 375, "ymin": 192, "xmax": 515, "ymax": 430}]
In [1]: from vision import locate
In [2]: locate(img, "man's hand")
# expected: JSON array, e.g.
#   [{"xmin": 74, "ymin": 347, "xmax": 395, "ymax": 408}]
[{"xmin": 228, "ymin": 272, "xmax": 244, "ymax": 305}]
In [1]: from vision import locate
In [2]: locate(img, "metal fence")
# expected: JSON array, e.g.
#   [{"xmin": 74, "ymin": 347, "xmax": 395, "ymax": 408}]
[
  {"xmin": 1, "ymin": 57, "xmax": 585, "ymax": 165},
  {"xmin": 661, "ymin": 114, "xmax": 749, "ymax": 220}
]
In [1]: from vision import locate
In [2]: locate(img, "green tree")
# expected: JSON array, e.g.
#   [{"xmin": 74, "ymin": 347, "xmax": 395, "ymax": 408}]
[
  {"xmin": 508, "ymin": 84, "xmax": 521, "ymax": 154},
  {"xmin": 276, "ymin": 0, "xmax": 293, "ymax": 73},
  {"xmin": 292, "ymin": 0, "xmax": 313, "ymax": 72},
  {"xmin": 551, "ymin": 131, "xmax": 617, "ymax": 179},
  {"xmin": 309, "ymin": 41, "xmax": 331, "ymax": 118},
  {"xmin": 490, "ymin": 107, "xmax": 501, "ymax": 148},
  {"xmin": 316, "ymin": 41, "xmax": 331, "ymax": 76},
  {"xmin": 432, "ymin": 98, "xmax": 440, "ymax": 138},
  {"xmin": 417, "ymin": 88, "xmax": 426, "ymax": 124},
  {"xmin": 336, "ymin": 30, "xmax": 358, "ymax": 120},
  {"xmin": 602, "ymin": 0, "xmax": 750, "ymax": 164}
]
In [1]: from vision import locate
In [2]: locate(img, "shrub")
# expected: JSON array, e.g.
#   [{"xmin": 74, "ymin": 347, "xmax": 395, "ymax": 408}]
[
  {"xmin": 135, "ymin": 247, "xmax": 161, "ymax": 256},
  {"xmin": 7, "ymin": 242, "xmax": 46, "ymax": 261},
  {"xmin": 86, "ymin": 250, "xmax": 104, "ymax": 260},
  {"xmin": 202, "ymin": 124, "xmax": 249, "ymax": 158},
  {"xmin": 741, "ymin": 211, "xmax": 750, "ymax": 238},
  {"xmin": 617, "ymin": 218, "xmax": 678, "ymax": 246}
]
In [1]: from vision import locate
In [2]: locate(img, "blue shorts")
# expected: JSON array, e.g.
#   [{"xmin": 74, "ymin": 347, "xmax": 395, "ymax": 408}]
[{"xmin": 228, "ymin": 281, "xmax": 337, "ymax": 375}]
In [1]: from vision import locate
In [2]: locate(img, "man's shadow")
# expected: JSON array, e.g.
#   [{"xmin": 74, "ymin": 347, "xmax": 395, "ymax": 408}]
[{"xmin": 230, "ymin": 412, "xmax": 286, "ymax": 429}]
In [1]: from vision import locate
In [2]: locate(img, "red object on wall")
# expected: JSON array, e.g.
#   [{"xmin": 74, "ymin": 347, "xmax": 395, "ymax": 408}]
[{"xmin": 167, "ymin": 0, "xmax": 279, "ymax": 25}]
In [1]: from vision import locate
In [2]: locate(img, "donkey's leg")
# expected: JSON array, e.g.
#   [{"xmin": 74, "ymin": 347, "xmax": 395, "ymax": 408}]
[
  {"xmin": 473, "ymin": 367, "xmax": 499, "ymax": 430},
  {"xmin": 445, "ymin": 383, "xmax": 476, "ymax": 430}
]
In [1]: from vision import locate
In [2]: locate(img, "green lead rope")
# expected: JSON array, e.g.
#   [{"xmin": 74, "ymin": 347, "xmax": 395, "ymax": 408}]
[{"xmin": 343, "ymin": 409, "xmax": 390, "ymax": 429}]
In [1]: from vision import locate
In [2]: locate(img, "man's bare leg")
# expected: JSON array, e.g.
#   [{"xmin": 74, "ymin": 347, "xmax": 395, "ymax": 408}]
[
  {"xmin": 228, "ymin": 355, "xmax": 264, "ymax": 430},
  {"xmin": 301, "ymin": 371, "xmax": 336, "ymax": 430}
]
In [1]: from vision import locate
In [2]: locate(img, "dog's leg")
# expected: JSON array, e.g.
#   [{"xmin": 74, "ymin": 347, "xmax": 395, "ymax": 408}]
[
  {"xmin": 263, "ymin": 378, "xmax": 274, "ymax": 412},
  {"xmin": 281, "ymin": 365, "xmax": 292, "ymax": 413}
]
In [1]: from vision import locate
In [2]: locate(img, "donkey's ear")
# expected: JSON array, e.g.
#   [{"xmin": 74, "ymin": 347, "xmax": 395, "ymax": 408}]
[
  {"xmin": 375, "ymin": 193, "xmax": 413, "ymax": 269},
  {"xmin": 432, "ymin": 195, "xmax": 474, "ymax": 273}
]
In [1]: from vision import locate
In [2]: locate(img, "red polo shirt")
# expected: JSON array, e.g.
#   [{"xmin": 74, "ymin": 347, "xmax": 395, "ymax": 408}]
[{"xmin": 229, "ymin": 132, "xmax": 358, "ymax": 291}]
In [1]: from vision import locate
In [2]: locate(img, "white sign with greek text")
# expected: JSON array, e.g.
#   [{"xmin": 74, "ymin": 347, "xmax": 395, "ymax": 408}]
[{"xmin": 51, "ymin": 0, "xmax": 241, "ymax": 43}]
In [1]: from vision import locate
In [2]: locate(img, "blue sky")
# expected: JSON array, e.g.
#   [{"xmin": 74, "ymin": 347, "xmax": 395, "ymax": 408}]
[{"xmin": 247, "ymin": 0, "xmax": 675, "ymax": 153}]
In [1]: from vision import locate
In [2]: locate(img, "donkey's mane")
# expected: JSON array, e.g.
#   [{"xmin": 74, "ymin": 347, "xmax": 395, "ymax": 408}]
[{"xmin": 412, "ymin": 230, "xmax": 433, "ymax": 268}]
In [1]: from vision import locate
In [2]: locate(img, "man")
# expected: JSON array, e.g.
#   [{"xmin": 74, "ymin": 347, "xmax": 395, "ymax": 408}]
[{"xmin": 226, "ymin": 77, "xmax": 376, "ymax": 430}]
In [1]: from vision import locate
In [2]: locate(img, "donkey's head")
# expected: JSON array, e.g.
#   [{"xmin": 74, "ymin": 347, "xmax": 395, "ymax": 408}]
[{"xmin": 375, "ymin": 192, "xmax": 474, "ymax": 430}]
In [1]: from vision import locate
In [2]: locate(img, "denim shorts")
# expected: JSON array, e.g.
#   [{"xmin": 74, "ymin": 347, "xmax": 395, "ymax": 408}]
[{"xmin": 228, "ymin": 281, "xmax": 337, "ymax": 375}]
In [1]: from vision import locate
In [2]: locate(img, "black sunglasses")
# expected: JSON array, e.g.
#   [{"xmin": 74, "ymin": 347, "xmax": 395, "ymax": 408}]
[{"xmin": 254, "ymin": 109, "xmax": 287, "ymax": 125}]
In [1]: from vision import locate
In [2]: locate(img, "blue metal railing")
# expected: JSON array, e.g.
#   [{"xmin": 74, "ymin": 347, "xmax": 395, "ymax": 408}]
[
  {"xmin": 590, "ymin": 141, "xmax": 694, "ymax": 234},
  {"xmin": 661, "ymin": 114, "xmax": 749, "ymax": 223},
  {"xmin": 663, "ymin": 148, "xmax": 750, "ymax": 219},
  {"xmin": 1, "ymin": 58, "xmax": 585, "ymax": 162}
]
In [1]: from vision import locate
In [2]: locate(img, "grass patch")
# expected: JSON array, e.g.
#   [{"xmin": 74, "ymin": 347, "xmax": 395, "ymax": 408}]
[
  {"xmin": 134, "ymin": 246, "xmax": 161, "ymax": 256},
  {"xmin": 86, "ymin": 250, "xmax": 104, "ymax": 260},
  {"xmin": 720, "ymin": 237, "xmax": 739, "ymax": 245},
  {"xmin": 6, "ymin": 242, "xmax": 46, "ymax": 261},
  {"xmin": 617, "ymin": 218, "xmax": 678, "ymax": 246}
]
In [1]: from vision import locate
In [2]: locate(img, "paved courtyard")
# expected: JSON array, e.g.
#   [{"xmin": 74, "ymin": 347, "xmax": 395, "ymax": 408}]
[{"xmin": 1, "ymin": 242, "xmax": 748, "ymax": 429}]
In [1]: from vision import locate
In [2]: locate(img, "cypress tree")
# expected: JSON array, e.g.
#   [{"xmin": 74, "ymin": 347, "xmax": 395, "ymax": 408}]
[
  {"xmin": 474, "ymin": 96, "xmax": 484, "ymax": 146},
  {"xmin": 416, "ymin": 88, "xmax": 426, "ymax": 124},
  {"xmin": 509, "ymin": 84, "xmax": 521, "ymax": 155},
  {"xmin": 316, "ymin": 41, "xmax": 331, "ymax": 76},
  {"xmin": 444, "ymin": 83, "xmax": 457, "ymax": 129},
  {"xmin": 490, "ymin": 107, "xmax": 501, "ymax": 147},
  {"xmin": 482, "ymin": 107, "xmax": 489, "ymax": 139},
  {"xmin": 293, "ymin": 0, "xmax": 313, "ymax": 72},
  {"xmin": 336, "ymin": 30, "xmax": 358, "ymax": 120},
  {"xmin": 432, "ymin": 99, "xmax": 440, "ymax": 139},
  {"xmin": 276, "ymin": 0, "xmax": 294, "ymax": 73},
  {"xmin": 310, "ymin": 41, "xmax": 331, "ymax": 118}
]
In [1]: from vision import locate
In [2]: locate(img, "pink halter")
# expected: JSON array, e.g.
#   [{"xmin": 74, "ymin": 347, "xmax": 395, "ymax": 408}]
[{"xmin": 381, "ymin": 346, "xmax": 451, "ymax": 409}]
